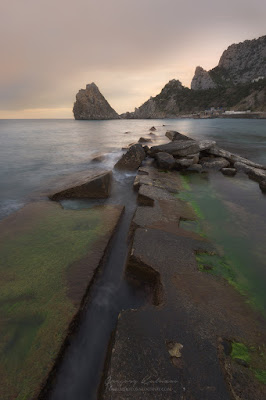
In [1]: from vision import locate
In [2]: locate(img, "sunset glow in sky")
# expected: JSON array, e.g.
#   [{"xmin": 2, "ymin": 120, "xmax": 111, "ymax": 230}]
[{"xmin": 0, "ymin": 0, "xmax": 265, "ymax": 118}]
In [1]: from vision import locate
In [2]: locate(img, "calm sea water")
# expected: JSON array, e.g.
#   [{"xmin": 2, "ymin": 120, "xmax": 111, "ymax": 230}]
[{"xmin": 0, "ymin": 118, "xmax": 266, "ymax": 313}]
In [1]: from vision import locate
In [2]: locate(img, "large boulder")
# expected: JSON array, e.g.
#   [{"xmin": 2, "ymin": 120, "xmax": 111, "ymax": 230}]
[
  {"xmin": 49, "ymin": 170, "xmax": 112, "ymax": 201},
  {"xmin": 198, "ymin": 140, "xmax": 216, "ymax": 151},
  {"xmin": 155, "ymin": 152, "xmax": 176, "ymax": 170},
  {"xmin": 115, "ymin": 144, "xmax": 146, "ymax": 171},
  {"xmin": 165, "ymin": 130, "xmax": 192, "ymax": 141},
  {"xmin": 73, "ymin": 82, "xmax": 119, "ymax": 120},
  {"xmin": 150, "ymin": 140, "xmax": 200, "ymax": 158}
]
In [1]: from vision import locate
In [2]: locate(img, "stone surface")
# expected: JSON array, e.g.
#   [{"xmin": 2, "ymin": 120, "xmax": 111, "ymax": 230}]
[
  {"xmin": 198, "ymin": 140, "xmax": 216, "ymax": 151},
  {"xmin": 73, "ymin": 82, "xmax": 119, "ymax": 120},
  {"xmin": 234, "ymin": 162, "xmax": 266, "ymax": 182},
  {"xmin": 49, "ymin": 170, "xmax": 112, "ymax": 201},
  {"xmin": 114, "ymin": 144, "xmax": 146, "ymax": 171},
  {"xmin": 187, "ymin": 163, "xmax": 203, "ymax": 172},
  {"xmin": 150, "ymin": 126, "xmax": 156, "ymax": 131},
  {"xmin": 175, "ymin": 157, "xmax": 195, "ymax": 168},
  {"xmin": 206, "ymin": 146, "xmax": 266, "ymax": 170},
  {"xmin": 0, "ymin": 202, "xmax": 124, "ymax": 400},
  {"xmin": 155, "ymin": 152, "xmax": 176, "ymax": 170},
  {"xmin": 200, "ymin": 157, "xmax": 230, "ymax": 170},
  {"xmin": 165, "ymin": 130, "xmax": 192, "ymax": 141},
  {"xmin": 150, "ymin": 140, "xmax": 200, "ymax": 158},
  {"xmin": 221, "ymin": 168, "xmax": 237, "ymax": 176}
]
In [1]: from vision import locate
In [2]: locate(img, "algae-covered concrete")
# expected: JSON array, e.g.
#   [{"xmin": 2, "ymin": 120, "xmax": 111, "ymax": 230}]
[
  {"xmin": 102, "ymin": 165, "xmax": 266, "ymax": 400},
  {"xmin": 0, "ymin": 201, "xmax": 123, "ymax": 400}
]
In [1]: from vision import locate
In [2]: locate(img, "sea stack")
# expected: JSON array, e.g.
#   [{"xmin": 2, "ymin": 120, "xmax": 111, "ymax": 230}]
[{"xmin": 73, "ymin": 82, "xmax": 119, "ymax": 120}]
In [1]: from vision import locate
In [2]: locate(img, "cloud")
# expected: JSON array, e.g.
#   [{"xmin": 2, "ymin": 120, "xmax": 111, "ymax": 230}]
[{"xmin": 0, "ymin": 0, "xmax": 265, "ymax": 117}]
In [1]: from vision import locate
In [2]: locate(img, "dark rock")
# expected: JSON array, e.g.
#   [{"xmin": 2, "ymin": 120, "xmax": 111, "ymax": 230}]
[
  {"xmin": 138, "ymin": 137, "xmax": 152, "ymax": 143},
  {"xmin": 200, "ymin": 157, "xmax": 230, "ymax": 170},
  {"xmin": 73, "ymin": 82, "xmax": 119, "ymax": 120},
  {"xmin": 91, "ymin": 154, "xmax": 105, "ymax": 162},
  {"xmin": 49, "ymin": 170, "xmax": 112, "ymax": 201},
  {"xmin": 115, "ymin": 144, "xmax": 146, "ymax": 171},
  {"xmin": 187, "ymin": 164, "xmax": 203, "ymax": 172},
  {"xmin": 259, "ymin": 180, "xmax": 266, "ymax": 192},
  {"xmin": 221, "ymin": 168, "xmax": 237, "ymax": 176},
  {"xmin": 165, "ymin": 130, "xmax": 192, "ymax": 141},
  {"xmin": 155, "ymin": 152, "xmax": 176, "ymax": 170},
  {"xmin": 235, "ymin": 162, "xmax": 266, "ymax": 182},
  {"xmin": 150, "ymin": 126, "xmax": 156, "ymax": 131},
  {"xmin": 143, "ymin": 145, "xmax": 150, "ymax": 153},
  {"xmin": 175, "ymin": 158, "xmax": 195, "ymax": 168},
  {"xmin": 150, "ymin": 140, "xmax": 200, "ymax": 158}
]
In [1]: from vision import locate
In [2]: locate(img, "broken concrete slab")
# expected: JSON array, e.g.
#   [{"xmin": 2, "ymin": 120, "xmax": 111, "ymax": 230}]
[
  {"xmin": 49, "ymin": 170, "xmax": 112, "ymax": 201},
  {"xmin": 115, "ymin": 144, "xmax": 146, "ymax": 171}
]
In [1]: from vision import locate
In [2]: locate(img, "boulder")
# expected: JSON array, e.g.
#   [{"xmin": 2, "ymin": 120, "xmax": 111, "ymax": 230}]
[
  {"xmin": 186, "ymin": 153, "xmax": 200, "ymax": 163},
  {"xmin": 150, "ymin": 126, "xmax": 156, "ymax": 131},
  {"xmin": 138, "ymin": 137, "xmax": 152, "ymax": 143},
  {"xmin": 187, "ymin": 164, "xmax": 203, "ymax": 172},
  {"xmin": 259, "ymin": 180, "xmax": 266, "ymax": 193},
  {"xmin": 150, "ymin": 140, "xmax": 200, "ymax": 158},
  {"xmin": 198, "ymin": 140, "xmax": 216, "ymax": 151},
  {"xmin": 200, "ymin": 157, "xmax": 230, "ymax": 170},
  {"xmin": 115, "ymin": 144, "xmax": 146, "ymax": 171},
  {"xmin": 155, "ymin": 152, "xmax": 176, "ymax": 170},
  {"xmin": 91, "ymin": 154, "xmax": 105, "ymax": 162},
  {"xmin": 165, "ymin": 130, "xmax": 192, "ymax": 141},
  {"xmin": 49, "ymin": 170, "xmax": 112, "ymax": 201},
  {"xmin": 175, "ymin": 158, "xmax": 195, "ymax": 168},
  {"xmin": 221, "ymin": 168, "xmax": 237, "ymax": 176}
]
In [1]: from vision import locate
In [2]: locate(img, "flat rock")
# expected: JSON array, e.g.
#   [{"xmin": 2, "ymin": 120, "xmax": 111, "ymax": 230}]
[
  {"xmin": 221, "ymin": 168, "xmax": 237, "ymax": 176},
  {"xmin": 49, "ymin": 170, "xmax": 112, "ymax": 201},
  {"xmin": 155, "ymin": 152, "xmax": 176, "ymax": 170},
  {"xmin": 200, "ymin": 157, "xmax": 230, "ymax": 170},
  {"xmin": 165, "ymin": 130, "xmax": 192, "ymax": 141},
  {"xmin": 115, "ymin": 144, "xmax": 146, "ymax": 171},
  {"xmin": 198, "ymin": 140, "xmax": 216, "ymax": 150},
  {"xmin": 138, "ymin": 137, "xmax": 152, "ymax": 143},
  {"xmin": 137, "ymin": 184, "xmax": 173, "ymax": 206},
  {"xmin": 150, "ymin": 140, "xmax": 200, "ymax": 158}
]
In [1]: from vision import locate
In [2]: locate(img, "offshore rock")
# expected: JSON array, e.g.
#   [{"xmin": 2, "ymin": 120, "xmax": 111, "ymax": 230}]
[
  {"xmin": 165, "ymin": 130, "xmax": 192, "ymax": 141},
  {"xmin": 73, "ymin": 82, "xmax": 119, "ymax": 120},
  {"xmin": 114, "ymin": 144, "xmax": 146, "ymax": 171}
]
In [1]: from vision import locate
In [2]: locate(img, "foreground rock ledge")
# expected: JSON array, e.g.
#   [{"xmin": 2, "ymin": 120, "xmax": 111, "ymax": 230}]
[
  {"xmin": 0, "ymin": 202, "xmax": 124, "ymax": 400},
  {"xmin": 49, "ymin": 170, "xmax": 112, "ymax": 201}
]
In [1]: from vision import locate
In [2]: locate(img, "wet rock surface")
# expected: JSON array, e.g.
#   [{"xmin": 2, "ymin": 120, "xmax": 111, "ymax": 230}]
[
  {"xmin": 49, "ymin": 170, "xmax": 112, "ymax": 201},
  {"xmin": 165, "ymin": 130, "xmax": 193, "ymax": 141},
  {"xmin": 102, "ymin": 161, "xmax": 266, "ymax": 400},
  {"xmin": 150, "ymin": 140, "xmax": 200, "ymax": 158},
  {"xmin": 155, "ymin": 152, "xmax": 176, "ymax": 170},
  {"xmin": 115, "ymin": 144, "xmax": 146, "ymax": 171}
]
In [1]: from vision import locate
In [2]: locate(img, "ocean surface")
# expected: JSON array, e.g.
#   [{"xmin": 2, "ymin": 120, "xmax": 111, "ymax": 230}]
[{"xmin": 0, "ymin": 118, "xmax": 266, "ymax": 315}]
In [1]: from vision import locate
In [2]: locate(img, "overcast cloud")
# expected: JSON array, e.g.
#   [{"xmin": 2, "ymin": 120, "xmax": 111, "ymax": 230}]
[{"xmin": 0, "ymin": 0, "xmax": 265, "ymax": 117}]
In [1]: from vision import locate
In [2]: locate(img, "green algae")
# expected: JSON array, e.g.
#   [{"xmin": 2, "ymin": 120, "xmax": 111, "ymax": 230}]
[
  {"xmin": 231, "ymin": 342, "xmax": 250, "ymax": 363},
  {"xmin": 229, "ymin": 341, "xmax": 266, "ymax": 385},
  {"xmin": 0, "ymin": 203, "xmax": 120, "ymax": 400}
]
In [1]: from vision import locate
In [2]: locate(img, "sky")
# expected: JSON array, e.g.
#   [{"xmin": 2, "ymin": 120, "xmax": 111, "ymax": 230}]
[{"xmin": 0, "ymin": 0, "xmax": 265, "ymax": 118}]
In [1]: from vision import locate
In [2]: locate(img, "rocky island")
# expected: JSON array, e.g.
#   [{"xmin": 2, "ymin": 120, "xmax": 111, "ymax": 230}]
[{"xmin": 73, "ymin": 82, "xmax": 119, "ymax": 120}]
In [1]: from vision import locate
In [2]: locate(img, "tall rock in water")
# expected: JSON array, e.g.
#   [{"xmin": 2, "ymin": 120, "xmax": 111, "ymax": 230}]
[
  {"xmin": 191, "ymin": 35, "xmax": 266, "ymax": 90},
  {"xmin": 73, "ymin": 83, "xmax": 119, "ymax": 120}
]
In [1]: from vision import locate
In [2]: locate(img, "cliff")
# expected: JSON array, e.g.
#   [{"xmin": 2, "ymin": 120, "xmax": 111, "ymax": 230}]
[
  {"xmin": 191, "ymin": 35, "xmax": 266, "ymax": 90},
  {"xmin": 73, "ymin": 83, "xmax": 119, "ymax": 120}
]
